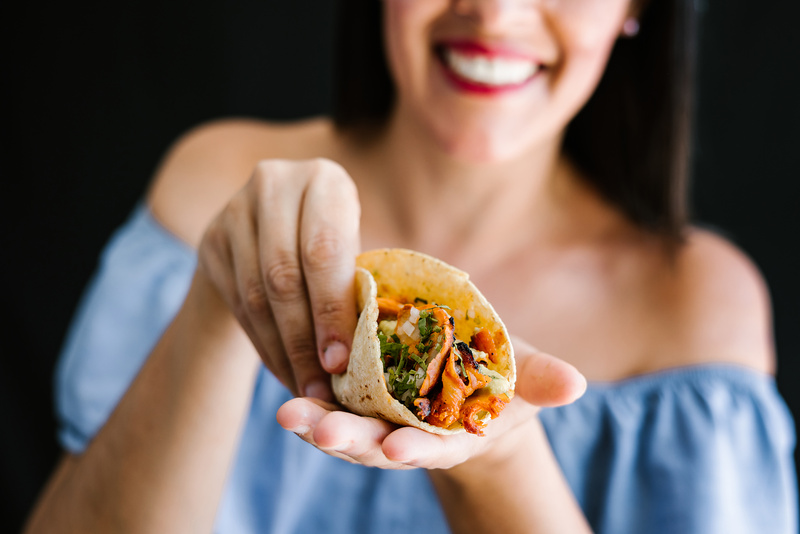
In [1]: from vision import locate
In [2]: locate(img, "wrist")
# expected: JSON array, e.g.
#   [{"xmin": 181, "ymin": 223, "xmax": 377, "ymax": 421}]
[
  {"xmin": 175, "ymin": 271, "xmax": 261, "ymax": 373},
  {"xmin": 438, "ymin": 415, "xmax": 542, "ymax": 482}
]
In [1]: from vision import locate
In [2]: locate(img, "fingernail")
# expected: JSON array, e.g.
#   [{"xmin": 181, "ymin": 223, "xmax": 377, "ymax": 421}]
[
  {"xmin": 576, "ymin": 372, "xmax": 588, "ymax": 398},
  {"xmin": 304, "ymin": 379, "xmax": 333, "ymax": 402},
  {"xmin": 289, "ymin": 425, "xmax": 310, "ymax": 435},
  {"xmin": 323, "ymin": 342, "xmax": 349, "ymax": 371}
]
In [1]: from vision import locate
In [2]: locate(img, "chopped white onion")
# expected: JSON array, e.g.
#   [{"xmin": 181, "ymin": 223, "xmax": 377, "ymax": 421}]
[
  {"xmin": 397, "ymin": 319, "xmax": 421, "ymax": 344},
  {"xmin": 408, "ymin": 306, "xmax": 420, "ymax": 324},
  {"xmin": 415, "ymin": 368, "xmax": 426, "ymax": 388},
  {"xmin": 400, "ymin": 320, "xmax": 415, "ymax": 337}
]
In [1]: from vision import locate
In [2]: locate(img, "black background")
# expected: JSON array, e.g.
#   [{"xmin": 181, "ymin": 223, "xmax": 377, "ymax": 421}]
[{"xmin": 4, "ymin": 1, "xmax": 799, "ymax": 531}]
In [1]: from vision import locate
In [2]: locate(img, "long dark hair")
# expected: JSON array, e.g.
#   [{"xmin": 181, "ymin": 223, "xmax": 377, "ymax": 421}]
[{"xmin": 333, "ymin": 1, "xmax": 698, "ymax": 241}]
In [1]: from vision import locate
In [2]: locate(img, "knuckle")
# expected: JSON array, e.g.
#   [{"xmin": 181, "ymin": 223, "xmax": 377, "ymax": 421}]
[
  {"xmin": 309, "ymin": 162, "xmax": 360, "ymax": 217},
  {"xmin": 198, "ymin": 223, "xmax": 227, "ymax": 269},
  {"xmin": 227, "ymin": 189, "xmax": 251, "ymax": 213},
  {"xmin": 263, "ymin": 256, "xmax": 305, "ymax": 301},
  {"xmin": 254, "ymin": 158, "xmax": 279, "ymax": 177},
  {"xmin": 252, "ymin": 160, "xmax": 286, "ymax": 191},
  {"xmin": 326, "ymin": 159, "xmax": 354, "ymax": 184},
  {"xmin": 315, "ymin": 299, "xmax": 349, "ymax": 324},
  {"xmin": 197, "ymin": 245, "xmax": 217, "ymax": 276},
  {"xmin": 303, "ymin": 227, "xmax": 344, "ymax": 270},
  {"xmin": 242, "ymin": 278, "xmax": 270, "ymax": 316},
  {"xmin": 231, "ymin": 297, "xmax": 248, "ymax": 322},
  {"xmin": 198, "ymin": 226, "xmax": 217, "ymax": 256},
  {"xmin": 336, "ymin": 177, "xmax": 360, "ymax": 209},
  {"xmin": 250, "ymin": 165, "xmax": 272, "ymax": 195},
  {"xmin": 311, "ymin": 157, "xmax": 346, "ymax": 176},
  {"xmin": 309, "ymin": 158, "xmax": 355, "ymax": 190},
  {"xmin": 219, "ymin": 203, "xmax": 242, "ymax": 231},
  {"xmin": 284, "ymin": 334, "xmax": 318, "ymax": 364}
]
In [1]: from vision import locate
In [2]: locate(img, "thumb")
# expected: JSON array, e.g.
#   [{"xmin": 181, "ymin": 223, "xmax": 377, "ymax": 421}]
[{"xmin": 510, "ymin": 336, "xmax": 587, "ymax": 408}]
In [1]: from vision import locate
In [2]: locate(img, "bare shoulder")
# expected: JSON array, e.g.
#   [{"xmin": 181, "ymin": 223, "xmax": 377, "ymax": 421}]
[
  {"xmin": 654, "ymin": 228, "xmax": 775, "ymax": 374},
  {"xmin": 147, "ymin": 117, "xmax": 336, "ymax": 247}
]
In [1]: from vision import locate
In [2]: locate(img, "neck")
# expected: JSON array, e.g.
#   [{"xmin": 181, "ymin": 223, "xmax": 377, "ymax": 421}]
[{"xmin": 350, "ymin": 105, "xmax": 572, "ymax": 270}]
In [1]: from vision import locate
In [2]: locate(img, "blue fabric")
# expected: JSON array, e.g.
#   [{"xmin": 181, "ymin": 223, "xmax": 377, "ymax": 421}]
[
  {"xmin": 539, "ymin": 368, "xmax": 798, "ymax": 533},
  {"xmin": 56, "ymin": 204, "xmax": 799, "ymax": 534}
]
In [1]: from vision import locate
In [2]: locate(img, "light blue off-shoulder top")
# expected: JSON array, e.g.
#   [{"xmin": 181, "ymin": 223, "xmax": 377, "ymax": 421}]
[{"xmin": 55, "ymin": 204, "xmax": 798, "ymax": 534}]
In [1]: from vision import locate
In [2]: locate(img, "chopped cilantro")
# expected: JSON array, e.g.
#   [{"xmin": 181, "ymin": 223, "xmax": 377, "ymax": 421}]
[
  {"xmin": 411, "ymin": 353, "xmax": 428, "ymax": 370},
  {"xmin": 379, "ymin": 331, "xmax": 409, "ymax": 363},
  {"xmin": 378, "ymin": 325, "xmax": 428, "ymax": 410},
  {"xmin": 418, "ymin": 311, "xmax": 438, "ymax": 341}
]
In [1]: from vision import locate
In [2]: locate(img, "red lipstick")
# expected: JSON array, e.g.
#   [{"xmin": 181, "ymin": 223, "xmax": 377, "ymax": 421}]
[{"xmin": 435, "ymin": 40, "xmax": 542, "ymax": 96}]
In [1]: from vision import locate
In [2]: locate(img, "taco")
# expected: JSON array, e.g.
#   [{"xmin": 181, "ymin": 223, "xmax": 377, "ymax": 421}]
[{"xmin": 332, "ymin": 249, "xmax": 516, "ymax": 436}]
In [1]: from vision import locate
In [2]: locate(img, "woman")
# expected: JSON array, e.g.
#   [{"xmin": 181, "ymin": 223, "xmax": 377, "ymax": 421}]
[{"xmin": 25, "ymin": 0, "xmax": 797, "ymax": 532}]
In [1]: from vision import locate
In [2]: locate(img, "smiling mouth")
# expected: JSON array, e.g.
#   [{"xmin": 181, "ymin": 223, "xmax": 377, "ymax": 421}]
[{"xmin": 436, "ymin": 44, "xmax": 542, "ymax": 90}]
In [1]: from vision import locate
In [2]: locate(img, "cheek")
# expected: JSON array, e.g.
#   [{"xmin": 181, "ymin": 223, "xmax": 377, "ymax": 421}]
[
  {"xmin": 548, "ymin": 4, "xmax": 629, "ymax": 118},
  {"xmin": 552, "ymin": 0, "xmax": 629, "ymax": 46},
  {"xmin": 383, "ymin": 0, "xmax": 447, "ymax": 94}
]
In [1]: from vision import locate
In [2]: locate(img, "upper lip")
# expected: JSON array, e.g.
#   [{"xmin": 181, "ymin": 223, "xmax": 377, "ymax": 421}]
[{"xmin": 436, "ymin": 39, "xmax": 542, "ymax": 64}]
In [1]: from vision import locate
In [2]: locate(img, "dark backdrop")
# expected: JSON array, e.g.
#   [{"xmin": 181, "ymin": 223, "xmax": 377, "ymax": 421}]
[{"xmin": 4, "ymin": 1, "xmax": 799, "ymax": 531}]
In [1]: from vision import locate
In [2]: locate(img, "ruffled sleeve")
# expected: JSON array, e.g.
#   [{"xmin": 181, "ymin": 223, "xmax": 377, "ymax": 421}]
[
  {"xmin": 55, "ymin": 204, "xmax": 197, "ymax": 453},
  {"xmin": 539, "ymin": 366, "xmax": 798, "ymax": 534}
]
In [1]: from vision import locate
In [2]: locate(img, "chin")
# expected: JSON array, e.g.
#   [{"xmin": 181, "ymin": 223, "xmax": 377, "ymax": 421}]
[{"xmin": 433, "ymin": 123, "xmax": 534, "ymax": 165}]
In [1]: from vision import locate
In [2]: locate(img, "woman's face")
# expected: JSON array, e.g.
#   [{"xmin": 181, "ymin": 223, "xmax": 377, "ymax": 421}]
[{"xmin": 383, "ymin": 0, "xmax": 634, "ymax": 163}]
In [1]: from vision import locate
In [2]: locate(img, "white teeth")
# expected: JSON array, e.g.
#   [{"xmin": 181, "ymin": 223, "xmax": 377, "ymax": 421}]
[{"xmin": 444, "ymin": 48, "xmax": 538, "ymax": 86}]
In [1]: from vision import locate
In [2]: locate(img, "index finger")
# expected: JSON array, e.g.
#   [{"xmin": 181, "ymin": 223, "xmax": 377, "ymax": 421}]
[{"xmin": 300, "ymin": 159, "xmax": 361, "ymax": 375}]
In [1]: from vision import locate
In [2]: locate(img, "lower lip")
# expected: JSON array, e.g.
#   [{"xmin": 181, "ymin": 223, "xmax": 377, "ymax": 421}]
[{"xmin": 436, "ymin": 54, "xmax": 539, "ymax": 96}]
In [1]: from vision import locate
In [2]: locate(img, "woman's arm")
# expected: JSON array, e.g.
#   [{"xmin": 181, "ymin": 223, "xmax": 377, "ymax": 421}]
[
  {"xmin": 25, "ymin": 122, "xmax": 362, "ymax": 532},
  {"xmin": 24, "ymin": 273, "xmax": 261, "ymax": 533},
  {"xmin": 430, "ymin": 419, "xmax": 591, "ymax": 534}
]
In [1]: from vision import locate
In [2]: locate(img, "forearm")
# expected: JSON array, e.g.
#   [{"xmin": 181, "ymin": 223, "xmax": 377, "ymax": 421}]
[
  {"xmin": 25, "ymin": 273, "xmax": 261, "ymax": 534},
  {"xmin": 430, "ymin": 418, "xmax": 592, "ymax": 534}
]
